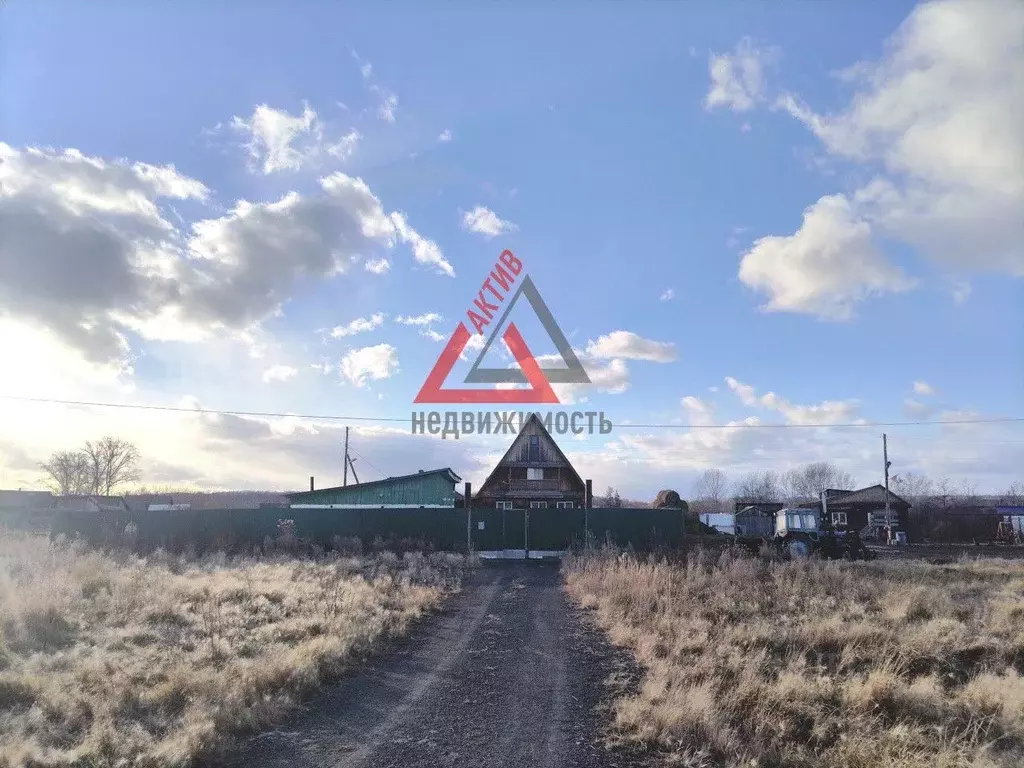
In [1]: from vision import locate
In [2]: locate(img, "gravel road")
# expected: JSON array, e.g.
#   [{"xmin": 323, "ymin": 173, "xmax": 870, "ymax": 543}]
[{"xmin": 229, "ymin": 561, "xmax": 657, "ymax": 768}]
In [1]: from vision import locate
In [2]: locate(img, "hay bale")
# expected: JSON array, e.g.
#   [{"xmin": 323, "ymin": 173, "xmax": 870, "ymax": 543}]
[{"xmin": 654, "ymin": 489, "xmax": 683, "ymax": 508}]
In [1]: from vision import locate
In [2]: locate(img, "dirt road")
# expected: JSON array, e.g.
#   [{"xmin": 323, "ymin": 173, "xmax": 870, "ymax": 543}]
[{"xmin": 229, "ymin": 561, "xmax": 655, "ymax": 768}]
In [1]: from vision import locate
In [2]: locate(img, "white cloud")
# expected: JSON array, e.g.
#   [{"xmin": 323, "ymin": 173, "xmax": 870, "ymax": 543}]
[
  {"xmin": 364, "ymin": 256, "xmax": 391, "ymax": 274},
  {"xmin": 338, "ymin": 343, "xmax": 399, "ymax": 387},
  {"xmin": 530, "ymin": 353, "xmax": 630, "ymax": 405},
  {"xmin": 262, "ymin": 364, "xmax": 298, "ymax": 383},
  {"xmin": 329, "ymin": 312, "xmax": 386, "ymax": 338},
  {"xmin": 460, "ymin": 206, "xmax": 517, "ymax": 238},
  {"xmin": 725, "ymin": 376, "xmax": 861, "ymax": 425},
  {"xmin": 951, "ymin": 280, "xmax": 972, "ymax": 304},
  {"xmin": 227, "ymin": 104, "xmax": 361, "ymax": 174},
  {"xmin": 390, "ymin": 211, "xmax": 455, "ymax": 277},
  {"xmin": 421, "ymin": 329, "xmax": 447, "ymax": 342},
  {"xmin": 395, "ymin": 312, "xmax": 443, "ymax": 326},
  {"xmin": 774, "ymin": 0, "xmax": 1024, "ymax": 279},
  {"xmin": 356, "ymin": 55, "xmax": 399, "ymax": 124},
  {"xmin": 437, "ymin": 129, "xmax": 452, "ymax": 142},
  {"xmin": 325, "ymin": 129, "xmax": 361, "ymax": 161},
  {"xmin": 681, "ymin": 395, "xmax": 715, "ymax": 426},
  {"xmin": 0, "ymin": 143, "xmax": 446, "ymax": 367},
  {"xmin": 913, "ymin": 380, "xmax": 936, "ymax": 396},
  {"xmin": 585, "ymin": 331, "xmax": 677, "ymax": 363},
  {"xmin": 738, "ymin": 194, "xmax": 915, "ymax": 319},
  {"xmin": 372, "ymin": 88, "xmax": 398, "ymax": 123},
  {"xmin": 660, "ymin": 288, "xmax": 675, "ymax": 302},
  {"xmin": 230, "ymin": 103, "xmax": 320, "ymax": 174},
  {"xmin": 705, "ymin": 38, "xmax": 778, "ymax": 112},
  {"xmin": 458, "ymin": 331, "xmax": 487, "ymax": 362}
]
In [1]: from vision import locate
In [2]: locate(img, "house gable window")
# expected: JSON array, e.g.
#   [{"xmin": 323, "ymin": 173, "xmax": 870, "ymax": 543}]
[
  {"xmin": 528, "ymin": 434, "xmax": 540, "ymax": 461},
  {"xmin": 527, "ymin": 467, "xmax": 543, "ymax": 480}
]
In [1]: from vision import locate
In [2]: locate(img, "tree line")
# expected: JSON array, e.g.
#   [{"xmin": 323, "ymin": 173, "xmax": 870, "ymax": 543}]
[{"xmin": 40, "ymin": 437, "xmax": 141, "ymax": 496}]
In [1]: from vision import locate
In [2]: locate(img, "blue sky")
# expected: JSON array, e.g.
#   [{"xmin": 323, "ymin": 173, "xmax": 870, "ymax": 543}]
[{"xmin": 1, "ymin": 1, "xmax": 1021, "ymax": 496}]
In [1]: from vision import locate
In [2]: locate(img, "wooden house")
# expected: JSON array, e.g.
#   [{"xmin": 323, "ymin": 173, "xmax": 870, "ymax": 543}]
[
  {"xmin": 801, "ymin": 485, "xmax": 911, "ymax": 535},
  {"xmin": 474, "ymin": 413, "xmax": 587, "ymax": 510}
]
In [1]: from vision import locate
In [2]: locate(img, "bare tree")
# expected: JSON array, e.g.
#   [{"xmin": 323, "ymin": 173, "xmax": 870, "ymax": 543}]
[
  {"xmin": 934, "ymin": 476, "xmax": 954, "ymax": 510},
  {"xmin": 891, "ymin": 471, "xmax": 933, "ymax": 504},
  {"xmin": 1006, "ymin": 481, "xmax": 1024, "ymax": 505},
  {"xmin": 783, "ymin": 462, "xmax": 856, "ymax": 502},
  {"xmin": 83, "ymin": 437, "xmax": 141, "ymax": 496},
  {"xmin": 602, "ymin": 486, "xmax": 623, "ymax": 508},
  {"xmin": 40, "ymin": 450, "xmax": 93, "ymax": 496},
  {"xmin": 691, "ymin": 469, "xmax": 729, "ymax": 513},
  {"xmin": 955, "ymin": 479, "xmax": 980, "ymax": 507},
  {"xmin": 733, "ymin": 470, "xmax": 782, "ymax": 503}
]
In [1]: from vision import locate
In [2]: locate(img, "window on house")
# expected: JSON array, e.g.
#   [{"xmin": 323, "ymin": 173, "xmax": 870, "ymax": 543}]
[
  {"xmin": 496, "ymin": 501, "xmax": 513, "ymax": 510},
  {"xmin": 556, "ymin": 501, "xmax": 574, "ymax": 509},
  {"xmin": 530, "ymin": 501, "xmax": 548, "ymax": 509},
  {"xmin": 527, "ymin": 467, "xmax": 543, "ymax": 480},
  {"xmin": 528, "ymin": 434, "xmax": 540, "ymax": 461},
  {"xmin": 831, "ymin": 512, "xmax": 848, "ymax": 525}
]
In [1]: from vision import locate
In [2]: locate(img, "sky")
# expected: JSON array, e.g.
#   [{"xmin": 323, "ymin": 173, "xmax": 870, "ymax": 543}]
[{"xmin": 0, "ymin": 0, "xmax": 1022, "ymax": 499}]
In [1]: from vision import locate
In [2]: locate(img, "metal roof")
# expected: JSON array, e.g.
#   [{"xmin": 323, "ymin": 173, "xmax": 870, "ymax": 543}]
[
  {"xmin": 285, "ymin": 468, "xmax": 462, "ymax": 499},
  {"xmin": 824, "ymin": 484, "xmax": 910, "ymax": 508}
]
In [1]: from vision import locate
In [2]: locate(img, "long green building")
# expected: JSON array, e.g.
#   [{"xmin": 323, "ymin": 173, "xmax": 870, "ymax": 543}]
[{"xmin": 285, "ymin": 468, "xmax": 463, "ymax": 508}]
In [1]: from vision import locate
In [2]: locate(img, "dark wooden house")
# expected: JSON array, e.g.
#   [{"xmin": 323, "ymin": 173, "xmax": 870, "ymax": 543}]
[
  {"xmin": 804, "ymin": 485, "xmax": 911, "ymax": 535},
  {"xmin": 475, "ymin": 413, "xmax": 587, "ymax": 510}
]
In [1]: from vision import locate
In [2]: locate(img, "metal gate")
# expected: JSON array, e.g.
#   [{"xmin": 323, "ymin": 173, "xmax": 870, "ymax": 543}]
[
  {"xmin": 471, "ymin": 506, "xmax": 578, "ymax": 559},
  {"xmin": 471, "ymin": 507, "xmax": 527, "ymax": 559}
]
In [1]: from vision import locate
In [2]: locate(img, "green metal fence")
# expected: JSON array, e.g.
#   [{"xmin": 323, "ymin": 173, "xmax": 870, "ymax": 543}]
[{"xmin": 51, "ymin": 505, "xmax": 683, "ymax": 554}]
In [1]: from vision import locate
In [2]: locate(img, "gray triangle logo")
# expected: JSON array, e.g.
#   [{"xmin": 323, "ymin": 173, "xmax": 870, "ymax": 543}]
[{"xmin": 463, "ymin": 275, "xmax": 591, "ymax": 385}]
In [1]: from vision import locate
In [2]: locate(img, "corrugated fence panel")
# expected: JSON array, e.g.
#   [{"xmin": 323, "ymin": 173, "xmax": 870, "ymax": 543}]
[{"xmin": 51, "ymin": 505, "xmax": 683, "ymax": 553}]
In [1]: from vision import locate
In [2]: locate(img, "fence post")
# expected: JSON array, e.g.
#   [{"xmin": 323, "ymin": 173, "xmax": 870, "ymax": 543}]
[
  {"xmin": 585, "ymin": 479, "xmax": 593, "ymax": 549},
  {"xmin": 464, "ymin": 482, "xmax": 472, "ymax": 554}
]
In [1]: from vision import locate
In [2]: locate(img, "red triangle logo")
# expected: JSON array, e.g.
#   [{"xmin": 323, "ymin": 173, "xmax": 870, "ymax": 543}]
[{"xmin": 413, "ymin": 322, "xmax": 559, "ymax": 404}]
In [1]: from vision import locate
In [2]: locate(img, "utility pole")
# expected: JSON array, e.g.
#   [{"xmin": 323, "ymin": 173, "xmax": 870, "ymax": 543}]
[
  {"xmin": 883, "ymin": 433, "xmax": 892, "ymax": 541},
  {"xmin": 343, "ymin": 426, "xmax": 350, "ymax": 487}
]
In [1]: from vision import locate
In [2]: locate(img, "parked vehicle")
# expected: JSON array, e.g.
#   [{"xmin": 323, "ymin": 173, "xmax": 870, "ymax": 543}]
[{"xmin": 773, "ymin": 506, "xmax": 874, "ymax": 561}]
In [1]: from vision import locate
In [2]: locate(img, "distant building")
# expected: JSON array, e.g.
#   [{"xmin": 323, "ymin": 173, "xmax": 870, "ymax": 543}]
[
  {"xmin": 54, "ymin": 495, "xmax": 130, "ymax": 513},
  {"xmin": 474, "ymin": 413, "xmax": 587, "ymax": 510},
  {"xmin": 285, "ymin": 468, "xmax": 462, "ymax": 508},
  {"xmin": 803, "ymin": 485, "xmax": 911, "ymax": 535},
  {"xmin": 699, "ymin": 506, "xmax": 774, "ymax": 537},
  {"xmin": 0, "ymin": 490, "xmax": 56, "ymax": 531}
]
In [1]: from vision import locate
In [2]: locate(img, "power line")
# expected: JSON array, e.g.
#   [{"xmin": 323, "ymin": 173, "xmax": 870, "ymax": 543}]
[
  {"xmin": 2, "ymin": 394, "xmax": 1023, "ymax": 430},
  {"xmin": 349, "ymin": 447, "xmax": 384, "ymax": 476}
]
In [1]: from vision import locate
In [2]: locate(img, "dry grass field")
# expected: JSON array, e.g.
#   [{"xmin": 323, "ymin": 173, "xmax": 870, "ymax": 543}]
[
  {"xmin": 564, "ymin": 548, "xmax": 1024, "ymax": 768},
  {"xmin": 0, "ymin": 532, "xmax": 469, "ymax": 767}
]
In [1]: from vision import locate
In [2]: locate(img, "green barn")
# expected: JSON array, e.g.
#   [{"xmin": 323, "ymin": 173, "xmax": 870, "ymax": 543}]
[{"xmin": 285, "ymin": 468, "xmax": 462, "ymax": 508}]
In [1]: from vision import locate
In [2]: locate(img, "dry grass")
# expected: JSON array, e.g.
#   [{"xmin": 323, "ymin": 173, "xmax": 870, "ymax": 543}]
[
  {"xmin": 564, "ymin": 548, "xmax": 1024, "ymax": 768},
  {"xmin": 0, "ymin": 532, "xmax": 470, "ymax": 767}
]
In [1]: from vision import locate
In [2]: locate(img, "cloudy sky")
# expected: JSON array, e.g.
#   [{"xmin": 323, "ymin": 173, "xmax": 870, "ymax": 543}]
[{"xmin": 1, "ymin": 0, "xmax": 1022, "ymax": 498}]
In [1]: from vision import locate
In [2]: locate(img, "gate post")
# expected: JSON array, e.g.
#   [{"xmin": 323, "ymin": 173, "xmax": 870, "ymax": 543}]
[
  {"xmin": 464, "ymin": 482, "xmax": 472, "ymax": 554},
  {"xmin": 585, "ymin": 479, "xmax": 593, "ymax": 549}
]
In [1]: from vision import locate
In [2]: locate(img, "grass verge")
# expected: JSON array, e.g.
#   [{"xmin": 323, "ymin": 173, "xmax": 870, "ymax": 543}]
[
  {"xmin": 0, "ymin": 532, "xmax": 470, "ymax": 767},
  {"xmin": 564, "ymin": 548, "xmax": 1024, "ymax": 768}
]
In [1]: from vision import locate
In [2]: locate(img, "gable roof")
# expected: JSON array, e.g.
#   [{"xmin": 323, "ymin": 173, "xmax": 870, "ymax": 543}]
[
  {"xmin": 477, "ymin": 413, "xmax": 585, "ymax": 495},
  {"xmin": 285, "ymin": 468, "xmax": 462, "ymax": 499},
  {"xmin": 825, "ymin": 484, "xmax": 910, "ymax": 508}
]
